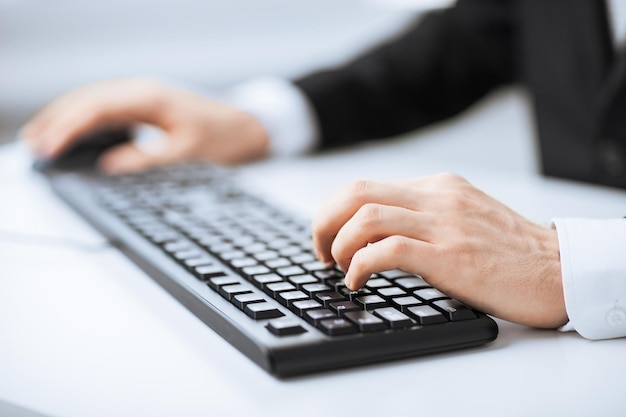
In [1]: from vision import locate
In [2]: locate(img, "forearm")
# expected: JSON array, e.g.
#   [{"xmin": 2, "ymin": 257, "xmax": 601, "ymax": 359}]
[{"xmin": 296, "ymin": 0, "xmax": 519, "ymax": 150}]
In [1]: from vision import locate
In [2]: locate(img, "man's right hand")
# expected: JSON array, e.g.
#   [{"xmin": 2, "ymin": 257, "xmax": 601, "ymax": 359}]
[{"xmin": 21, "ymin": 78, "xmax": 270, "ymax": 174}]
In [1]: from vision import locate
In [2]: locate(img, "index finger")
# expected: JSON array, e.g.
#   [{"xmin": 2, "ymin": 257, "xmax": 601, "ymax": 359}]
[{"xmin": 312, "ymin": 179, "xmax": 420, "ymax": 264}]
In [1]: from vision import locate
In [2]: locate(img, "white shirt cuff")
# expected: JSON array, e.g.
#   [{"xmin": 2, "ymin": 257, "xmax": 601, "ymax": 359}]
[
  {"xmin": 553, "ymin": 218, "xmax": 626, "ymax": 340},
  {"xmin": 226, "ymin": 77, "xmax": 319, "ymax": 157}
]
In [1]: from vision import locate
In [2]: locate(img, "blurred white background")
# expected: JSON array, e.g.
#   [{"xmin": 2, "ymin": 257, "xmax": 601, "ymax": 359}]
[{"xmin": 0, "ymin": 0, "xmax": 453, "ymax": 143}]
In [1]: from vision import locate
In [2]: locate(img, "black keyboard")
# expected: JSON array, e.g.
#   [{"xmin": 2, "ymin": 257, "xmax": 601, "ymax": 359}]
[{"xmin": 42, "ymin": 163, "xmax": 498, "ymax": 377}]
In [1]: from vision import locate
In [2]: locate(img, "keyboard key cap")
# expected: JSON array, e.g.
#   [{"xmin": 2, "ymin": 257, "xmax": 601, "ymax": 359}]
[
  {"xmin": 174, "ymin": 249, "xmax": 202, "ymax": 261},
  {"xmin": 183, "ymin": 256, "xmax": 214, "ymax": 269},
  {"xmin": 208, "ymin": 276, "xmax": 240, "ymax": 291},
  {"xmin": 301, "ymin": 283, "xmax": 331, "ymax": 296},
  {"xmin": 314, "ymin": 270, "xmax": 344, "ymax": 282},
  {"xmin": 291, "ymin": 299, "xmax": 323, "ymax": 316},
  {"xmin": 340, "ymin": 287, "xmax": 372, "ymax": 300},
  {"xmin": 302, "ymin": 261, "xmax": 328, "ymax": 272},
  {"xmin": 252, "ymin": 273, "xmax": 283, "ymax": 288},
  {"xmin": 265, "ymin": 258, "xmax": 292, "ymax": 269},
  {"xmin": 329, "ymin": 300, "xmax": 361, "ymax": 317},
  {"xmin": 231, "ymin": 257, "xmax": 257, "ymax": 268},
  {"xmin": 407, "ymin": 305, "xmax": 447, "ymax": 325},
  {"xmin": 242, "ymin": 265, "xmax": 270, "ymax": 277},
  {"xmin": 376, "ymin": 286, "xmax": 407, "ymax": 299},
  {"xmin": 373, "ymin": 307, "xmax": 415, "ymax": 329},
  {"xmin": 318, "ymin": 318, "xmax": 357, "ymax": 336},
  {"xmin": 391, "ymin": 296, "xmax": 423, "ymax": 313},
  {"xmin": 219, "ymin": 284, "xmax": 252, "ymax": 300},
  {"xmin": 304, "ymin": 308, "xmax": 336, "ymax": 325},
  {"xmin": 265, "ymin": 282, "xmax": 296, "ymax": 298},
  {"xmin": 433, "ymin": 299, "xmax": 477, "ymax": 321},
  {"xmin": 290, "ymin": 253, "xmax": 315, "ymax": 264},
  {"xmin": 355, "ymin": 295, "xmax": 387, "ymax": 310},
  {"xmin": 365, "ymin": 278, "xmax": 392, "ymax": 289},
  {"xmin": 194, "ymin": 265, "xmax": 227, "ymax": 280},
  {"xmin": 395, "ymin": 277, "xmax": 431, "ymax": 290},
  {"xmin": 414, "ymin": 288, "xmax": 448, "ymax": 301},
  {"xmin": 277, "ymin": 266, "xmax": 305, "ymax": 277},
  {"xmin": 254, "ymin": 251, "xmax": 279, "ymax": 261},
  {"xmin": 344, "ymin": 310, "xmax": 388, "ymax": 332},
  {"xmin": 277, "ymin": 290, "xmax": 309, "ymax": 307},
  {"xmin": 221, "ymin": 250, "xmax": 246, "ymax": 260},
  {"xmin": 288, "ymin": 274, "xmax": 318, "ymax": 288},
  {"xmin": 315, "ymin": 291, "xmax": 346, "ymax": 307},
  {"xmin": 378, "ymin": 269, "xmax": 412, "ymax": 279},
  {"xmin": 244, "ymin": 302, "xmax": 285, "ymax": 320},
  {"xmin": 266, "ymin": 318, "xmax": 307, "ymax": 336},
  {"xmin": 232, "ymin": 292, "xmax": 266, "ymax": 310}
]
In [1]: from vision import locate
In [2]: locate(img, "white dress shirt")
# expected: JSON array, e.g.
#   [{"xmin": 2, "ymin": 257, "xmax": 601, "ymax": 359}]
[{"xmin": 225, "ymin": 0, "xmax": 626, "ymax": 340}]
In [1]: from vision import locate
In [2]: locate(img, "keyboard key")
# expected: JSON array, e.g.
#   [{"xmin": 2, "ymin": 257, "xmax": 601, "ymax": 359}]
[
  {"xmin": 355, "ymin": 295, "xmax": 387, "ymax": 310},
  {"xmin": 266, "ymin": 318, "xmax": 307, "ymax": 336},
  {"xmin": 173, "ymin": 249, "xmax": 203, "ymax": 261},
  {"xmin": 231, "ymin": 257, "xmax": 257, "ymax": 268},
  {"xmin": 391, "ymin": 296, "xmax": 423, "ymax": 313},
  {"xmin": 219, "ymin": 284, "xmax": 252, "ymax": 300},
  {"xmin": 373, "ymin": 307, "xmax": 415, "ymax": 329},
  {"xmin": 315, "ymin": 291, "xmax": 346, "ymax": 307},
  {"xmin": 301, "ymin": 283, "xmax": 331, "ymax": 296},
  {"xmin": 242, "ymin": 265, "xmax": 270, "ymax": 277},
  {"xmin": 243, "ymin": 243, "xmax": 267, "ymax": 254},
  {"xmin": 302, "ymin": 261, "xmax": 328, "ymax": 272},
  {"xmin": 304, "ymin": 308, "xmax": 336, "ymax": 325},
  {"xmin": 265, "ymin": 282, "xmax": 296, "ymax": 298},
  {"xmin": 254, "ymin": 251, "xmax": 279, "ymax": 261},
  {"xmin": 365, "ymin": 278, "xmax": 392, "ymax": 289},
  {"xmin": 376, "ymin": 286, "xmax": 407, "ymax": 299},
  {"xmin": 276, "ymin": 266, "xmax": 305, "ymax": 277},
  {"xmin": 344, "ymin": 311, "xmax": 388, "ymax": 332},
  {"xmin": 378, "ymin": 269, "xmax": 412, "ymax": 279},
  {"xmin": 414, "ymin": 288, "xmax": 448, "ymax": 301},
  {"xmin": 407, "ymin": 305, "xmax": 447, "ymax": 325},
  {"xmin": 194, "ymin": 265, "xmax": 227, "ymax": 280},
  {"xmin": 279, "ymin": 246, "xmax": 301, "ymax": 256},
  {"xmin": 265, "ymin": 258, "xmax": 292, "ymax": 269},
  {"xmin": 208, "ymin": 276, "xmax": 240, "ymax": 291},
  {"xmin": 395, "ymin": 277, "xmax": 431, "ymax": 290},
  {"xmin": 290, "ymin": 253, "xmax": 315, "ymax": 264},
  {"xmin": 277, "ymin": 290, "xmax": 309, "ymax": 307},
  {"xmin": 326, "ymin": 279, "xmax": 347, "ymax": 292},
  {"xmin": 252, "ymin": 273, "xmax": 283, "ymax": 289},
  {"xmin": 433, "ymin": 299, "xmax": 477, "ymax": 321},
  {"xmin": 318, "ymin": 318, "xmax": 357, "ymax": 336},
  {"xmin": 232, "ymin": 292, "xmax": 266, "ymax": 310},
  {"xmin": 183, "ymin": 256, "xmax": 214, "ymax": 269},
  {"xmin": 291, "ymin": 299, "xmax": 323, "ymax": 316},
  {"xmin": 244, "ymin": 302, "xmax": 285, "ymax": 320},
  {"xmin": 314, "ymin": 270, "xmax": 344, "ymax": 282},
  {"xmin": 288, "ymin": 274, "xmax": 318, "ymax": 288},
  {"xmin": 221, "ymin": 250, "xmax": 246, "ymax": 260},
  {"xmin": 329, "ymin": 300, "xmax": 361, "ymax": 317},
  {"xmin": 340, "ymin": 287, "xmax": 372, "ymax": 300}
]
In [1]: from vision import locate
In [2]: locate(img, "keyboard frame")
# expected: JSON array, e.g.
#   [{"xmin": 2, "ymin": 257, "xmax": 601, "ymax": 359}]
[{"xmin": 43, "ymin": 167, "xmax": 499, "ymax": 377}]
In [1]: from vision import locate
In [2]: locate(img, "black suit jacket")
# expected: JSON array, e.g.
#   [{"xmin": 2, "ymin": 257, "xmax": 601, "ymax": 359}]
[{"xmin": 295, "ymin": 0, "xmax": 626, "ymax": 188}]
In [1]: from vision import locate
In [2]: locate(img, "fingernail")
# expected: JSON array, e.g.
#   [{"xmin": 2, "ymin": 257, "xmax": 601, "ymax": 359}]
[{"xmin": 344, "ymin": 274, "xmax": 352, "ymax": 290}]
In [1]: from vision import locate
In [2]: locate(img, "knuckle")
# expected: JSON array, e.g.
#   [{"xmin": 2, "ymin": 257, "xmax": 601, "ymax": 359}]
[
  {"xmin": 386, "ymin": 235, "xmax": 410, "ymax": 257},
  {"xmin": 434, "ymin": 172, "xmax": 467, "ymax": 186},
  {"xmin": 355, "ymin": 203, "xmax": 382, "ymax": 228},
  {"xmin": 344, "ymin": 179, "xmax": 373, "ymax": 203}
]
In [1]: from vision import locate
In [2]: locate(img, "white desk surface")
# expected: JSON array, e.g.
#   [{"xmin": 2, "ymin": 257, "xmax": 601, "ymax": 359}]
[{"xmin": 1, "ymin": 90, "xmax": 625, "ymax": 417}]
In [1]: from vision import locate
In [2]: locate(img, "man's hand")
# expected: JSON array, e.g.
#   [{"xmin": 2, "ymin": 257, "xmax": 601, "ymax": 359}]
[
  {"xmin": 21, "ymin": 78, "xmax": 269, "ymax": 174},
  {"xmin": 312, "ymin": 173, "xmax": 568, "ymax": 328}
]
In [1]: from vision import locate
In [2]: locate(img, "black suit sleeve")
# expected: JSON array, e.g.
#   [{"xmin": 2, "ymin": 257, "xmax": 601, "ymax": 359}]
[{"xmin": 295, "ymin": 0, "xmax": 520, "ymax": 150}]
